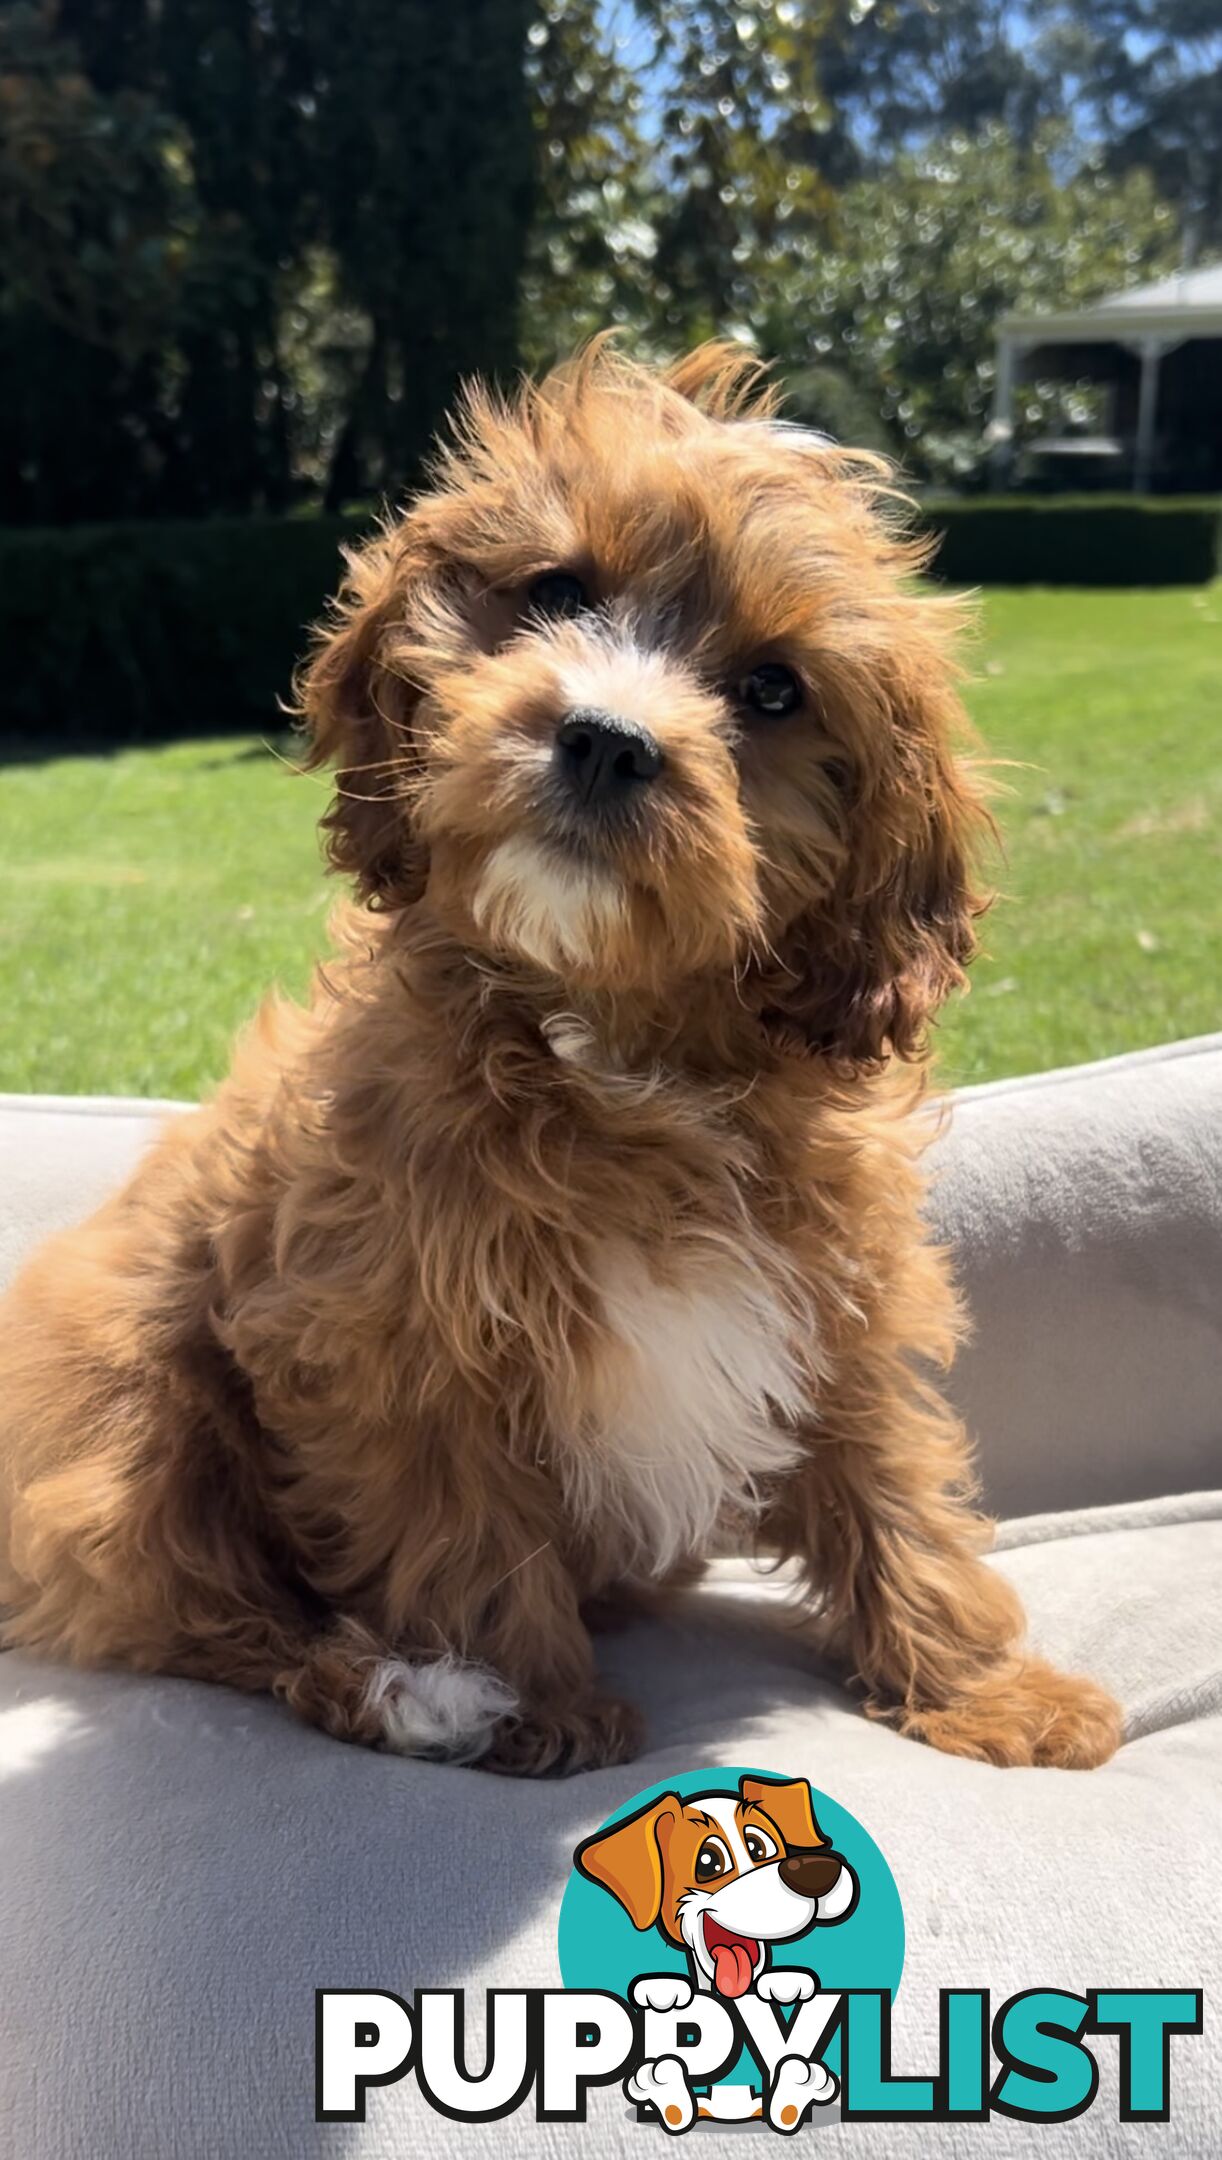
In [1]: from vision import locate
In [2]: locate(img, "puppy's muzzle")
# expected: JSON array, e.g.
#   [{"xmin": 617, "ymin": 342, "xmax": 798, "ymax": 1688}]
[
  {"xmin": 554, "ymin": 708, "xmax": 664, "ymax": 811},
  {"xmin": 779, "ymin": 1848, "xmax": 845, "ymax": 1900}
]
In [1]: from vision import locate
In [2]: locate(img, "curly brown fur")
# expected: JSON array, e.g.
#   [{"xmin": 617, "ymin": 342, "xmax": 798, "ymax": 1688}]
[{"xmin": 0, "ymin": 343, "xmax": 1120, "ymax": 1774}]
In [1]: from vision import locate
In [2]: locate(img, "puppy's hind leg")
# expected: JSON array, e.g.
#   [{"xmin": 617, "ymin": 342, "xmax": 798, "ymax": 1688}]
[{"xmin": 0, "ymin": 1347, "xmax": 513, "ymax": 1762}]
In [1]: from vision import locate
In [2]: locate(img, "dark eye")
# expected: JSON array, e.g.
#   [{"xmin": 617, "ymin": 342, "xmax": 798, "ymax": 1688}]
[
  {"xmin": 740, "ymin": 662, "xmax": 802, "ymax": 718},
  {"xmin": 695, "ymin": 1836, "xmax": 731, "ymax": 1882},
  {"xmin": 744, "ymin": 1827, "xmax": 777, "ymax": 1864},
  {"xmin": 528, "ymin": 570, "xmax": 589, "ymax": 620}
]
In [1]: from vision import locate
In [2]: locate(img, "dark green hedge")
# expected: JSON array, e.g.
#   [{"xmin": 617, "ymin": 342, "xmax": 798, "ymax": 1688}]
[
  {"xmin": 0, "ymin": 514, "xmax": 367, "ymax": 743},
  {"xmin": 925, "ymin": 495, "xmax": 1222, "ymax": 588},
  {"xmin": 2, "ymin": 496, "xmax": 1219, "ymax": 746}
]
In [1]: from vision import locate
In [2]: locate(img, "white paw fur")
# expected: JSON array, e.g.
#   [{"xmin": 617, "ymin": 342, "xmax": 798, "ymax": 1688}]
[{"xmin": 362, "ymin": 1655, "xmax": 517, "ymax": 1760}]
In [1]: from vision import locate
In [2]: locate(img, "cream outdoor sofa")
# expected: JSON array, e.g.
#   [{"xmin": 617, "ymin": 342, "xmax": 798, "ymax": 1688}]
[{"xmin": 1, "ymin": 1034, "xmax": 1219, "ymax": 2159}]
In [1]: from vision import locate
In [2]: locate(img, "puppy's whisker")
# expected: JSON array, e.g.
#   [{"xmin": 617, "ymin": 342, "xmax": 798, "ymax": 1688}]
[
  {"xmin": 368, "ymin": 676, "xmax": 421, "ymax": 735},
  {"xmin": 485, "ymin": 1540, "xmax": 553, "ymax": 1596},
  {"xmin": 378, "ymin": 664, "xmax": 428, "ymax": 706},
  {"xmin": 326, "ymin": 755, "xmax": 415, "ymax": 780},
  {"xmin": 329, "ymin": 784, "xmax": 408, "ymax": 807},
  {"xmin": 262, "ymin": 736, "xmax": 329, "ymax": 782}
]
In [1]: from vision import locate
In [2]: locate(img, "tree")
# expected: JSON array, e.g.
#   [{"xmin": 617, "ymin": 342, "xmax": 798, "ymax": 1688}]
[
  {"xmin": 636, "ymin": 0, "xmax": 839, "ymax": 345},
  {"xmin": 0, "ymin": 2, "xmax": 190, "ymax": 520},
  {"xmin": 0, "ymin": 0, "xmax": 539, "ymax": 521},
  {"xmin": 521, "ymin": 0, "xmax": 656, "ymax": 364},
  {"xmin": 0, "ymin": 0, "xmax": 1208, "ymax": 524},
  {"xmin": 1037, "ymin": 1, "xmax": 1222, "ymax": 255},
  {"xmin": 310, "ymin": 0, "xmax": 535, "ymax": 507},
  {"xmin": 815, "ymin": 0, "xmax": 1059, "ymax": 157},
  {"xmin": 155, "ymin": 0, "xmax": 317, "ymax": 512}
]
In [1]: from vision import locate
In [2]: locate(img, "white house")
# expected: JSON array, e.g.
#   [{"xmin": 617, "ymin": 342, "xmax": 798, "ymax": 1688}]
[{"xmin": 990, "ymin": 262, "xmax": 1222, "ymax": 492}]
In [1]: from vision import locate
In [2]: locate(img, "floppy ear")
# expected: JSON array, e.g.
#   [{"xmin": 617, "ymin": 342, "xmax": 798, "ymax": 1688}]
[
  {"xmin": 575, "ymin": 1794, "xmax": 681, "ymax": 1930},
  {"xmin": 740, "ymin": 1775, "xmax": 828, "ymax": 1850},
  {"xmin": 295, "ymin": 526, "xmax": 428, "ymax": 908},
  {"xmin": 759, "ymin": 735, "xmax": 990, "ymax": 1069}
]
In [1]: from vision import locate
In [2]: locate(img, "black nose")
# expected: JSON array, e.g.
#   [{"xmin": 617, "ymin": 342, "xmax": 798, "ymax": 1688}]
[
  {"xmin": 554, "ymin": 709, "xmax": 663, "ymax": 808},
  {"xmin": 779, "ymin": 1849, "xmax": 844, "ymax": 1900}
]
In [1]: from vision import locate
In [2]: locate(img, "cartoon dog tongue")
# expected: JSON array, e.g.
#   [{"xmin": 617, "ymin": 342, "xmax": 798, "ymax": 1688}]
[{"xmin": 705, "ymin": 1919, "xmax": 759, "ymax": 1998}]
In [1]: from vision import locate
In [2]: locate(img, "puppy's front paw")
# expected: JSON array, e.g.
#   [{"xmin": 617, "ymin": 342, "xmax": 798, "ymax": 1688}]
[
  {"xmin": 479, "ymin": 1691, "xmax": 644, "ymax": 1777},
  {"xmin": 899, "ymin": 1659, "xmax": 1123, "ymax": 1769},
  {"xmin": 627, "ymin": 2056, "xmax": 696, "ymax": 2133},
  {"xmin": 632, "ymin": 1975, "xmax": 693, "ymax": 2013},
  {"xmin": 768, "ymin": 2055, "xmax": 837, "ymax": 2130},
  {"xmin": 756, "ymin": 1969, "xmax": 817, "ymax": 2006}
]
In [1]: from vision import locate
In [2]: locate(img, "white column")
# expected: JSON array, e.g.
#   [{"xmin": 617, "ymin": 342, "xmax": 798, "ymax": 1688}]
[
  {"xmin": 1134, "ymin": 338, "xmax": 1165, "ymax": 494},
  {"xmin": 989, "ymin": 334, "xmax": 1019, "ymax": 489}
]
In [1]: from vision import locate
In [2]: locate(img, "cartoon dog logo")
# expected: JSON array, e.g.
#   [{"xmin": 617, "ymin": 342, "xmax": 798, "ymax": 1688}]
[
  {"xmin": 576, "ymin": 1774, "xmax": 858, "ymax": 2130},
  {"xmin": 576, "ymin": 1773, "xmax": 857, "ymax": 1998}
]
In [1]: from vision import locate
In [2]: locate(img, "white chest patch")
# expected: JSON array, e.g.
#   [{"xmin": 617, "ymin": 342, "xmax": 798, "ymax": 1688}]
[{"xmin": 555, "ymin": 1238, "xmax": 815, "ymax": 1576}]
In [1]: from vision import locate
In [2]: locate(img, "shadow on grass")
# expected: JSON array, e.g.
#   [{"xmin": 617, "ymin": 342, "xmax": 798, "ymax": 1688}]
[{"xmin": 0, "ymin": 722, "xmax": 300, "ymax": 770}]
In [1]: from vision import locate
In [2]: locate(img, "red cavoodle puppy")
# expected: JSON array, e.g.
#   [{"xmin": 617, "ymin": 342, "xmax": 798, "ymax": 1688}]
[{"xmin": 0, "ymin": 344, "xmax": 1122, "ymax": 1777}]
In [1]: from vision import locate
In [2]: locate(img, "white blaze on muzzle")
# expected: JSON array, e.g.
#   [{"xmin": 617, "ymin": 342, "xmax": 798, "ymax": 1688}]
[{"xmin": 556, "ymin": 640, "xmax": 681, "ymax": 742}]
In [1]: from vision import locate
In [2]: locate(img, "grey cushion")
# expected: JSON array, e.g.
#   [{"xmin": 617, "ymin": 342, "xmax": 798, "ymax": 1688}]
[
  {"xmin": 2, "ymin": 1497, "xmax": 1219, "ymax": 2158},
  {"xmin": 930, "ymin": 1034, "xmax": 1222, "ymax": 1516},
  {"xmin": 1, "ymin": 1039, "xmax": 1220, "ymax": 2158}
]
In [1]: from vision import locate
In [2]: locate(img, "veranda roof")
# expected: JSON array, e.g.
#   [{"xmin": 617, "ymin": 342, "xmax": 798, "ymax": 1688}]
[{"xmin": 1000, "ymin": 262, "xmax": 1222, "ymax": 346}]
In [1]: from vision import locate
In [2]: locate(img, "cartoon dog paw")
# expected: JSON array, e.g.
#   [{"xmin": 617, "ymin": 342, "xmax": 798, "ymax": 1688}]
[
  {"xmin": 767, "ymin": 2054, "xmax": 838, "ymax": 2131},
  {"xmin": 755, "ymin": 1968, "xmax": 818, "ymax": 2006},
  {"xmin": 631, "ymin": 1974, "xmax": 694, "ymax": 2014},
  {"xmin": 627, "ymin": 2055, "xmax": 696, "ymax": 2133}
]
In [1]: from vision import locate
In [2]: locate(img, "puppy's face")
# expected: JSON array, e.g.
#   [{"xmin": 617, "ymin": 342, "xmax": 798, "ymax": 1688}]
[
  {"xmin": 302, "ymin": 345, "xmax": 988, "ymax": 1061},
  {"xmin": 576, "ymin": 1775, "xmax": 857, "ymax": 1999}
]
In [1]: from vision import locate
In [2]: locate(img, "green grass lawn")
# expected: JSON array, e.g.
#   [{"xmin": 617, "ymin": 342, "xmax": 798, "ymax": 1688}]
[{"xmin": 1, "ymin": 585, "xmax": 1219, "ymax": 1097}]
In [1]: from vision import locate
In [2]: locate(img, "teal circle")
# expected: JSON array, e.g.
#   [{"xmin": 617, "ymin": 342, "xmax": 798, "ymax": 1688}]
[{"xmin": 557, "ymin": 1765, "xmax": 904, "ymax": 2086}]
